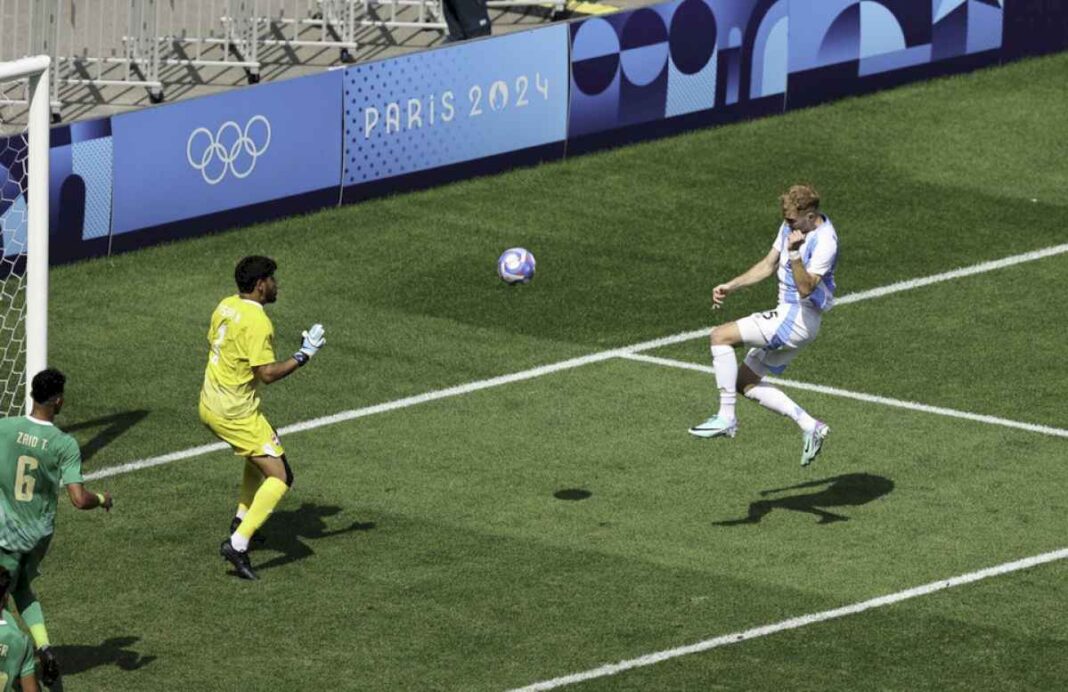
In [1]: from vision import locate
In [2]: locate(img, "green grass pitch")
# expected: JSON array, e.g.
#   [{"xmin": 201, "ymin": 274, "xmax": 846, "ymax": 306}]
[{"xmin": 29, "ymin": 51, "xmax": 1068, "ymax": 690}]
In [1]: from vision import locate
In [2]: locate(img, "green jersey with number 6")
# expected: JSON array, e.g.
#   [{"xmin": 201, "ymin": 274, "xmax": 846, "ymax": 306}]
[{"xmin": 0, "ymin": 416, "xmax": 83, "ymax": 553}]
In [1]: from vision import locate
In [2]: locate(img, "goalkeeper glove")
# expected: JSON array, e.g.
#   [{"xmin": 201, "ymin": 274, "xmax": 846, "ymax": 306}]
[{"xmin": 293, "ymin": 323, "xmax": 325, "ymax": 366}]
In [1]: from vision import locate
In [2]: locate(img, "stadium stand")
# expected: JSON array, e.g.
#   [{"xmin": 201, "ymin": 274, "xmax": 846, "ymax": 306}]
[{"xmin": 1, "ymin": 0, "xmax": 620, "ymax": 129}]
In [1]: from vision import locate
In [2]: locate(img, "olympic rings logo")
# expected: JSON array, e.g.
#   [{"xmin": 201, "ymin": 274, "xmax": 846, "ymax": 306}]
[{"xmin": 186, "ymin": 115, "xmax": 272, "ymax": 185}]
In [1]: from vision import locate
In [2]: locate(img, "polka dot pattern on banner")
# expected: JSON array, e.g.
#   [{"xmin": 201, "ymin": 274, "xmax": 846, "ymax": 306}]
[{"xmin": 342, "ymin": 26, "xmax": 570, "ymax": 187}]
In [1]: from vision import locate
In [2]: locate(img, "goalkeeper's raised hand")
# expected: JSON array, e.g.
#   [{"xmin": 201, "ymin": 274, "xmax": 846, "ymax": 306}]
[{"xmin": 293, "ymin": 323, "xmax": 326, "ymax": 366}]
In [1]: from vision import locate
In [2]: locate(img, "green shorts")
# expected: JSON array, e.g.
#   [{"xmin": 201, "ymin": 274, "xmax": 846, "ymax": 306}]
[{"xmin": 0, "ymin": 534, "xmax": 53, "ymax": 588}]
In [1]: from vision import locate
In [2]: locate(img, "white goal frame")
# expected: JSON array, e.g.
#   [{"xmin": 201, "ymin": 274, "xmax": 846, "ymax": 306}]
[{"xmin": 0, "ymin": 56, "xmax": 50, "ymax": 414}]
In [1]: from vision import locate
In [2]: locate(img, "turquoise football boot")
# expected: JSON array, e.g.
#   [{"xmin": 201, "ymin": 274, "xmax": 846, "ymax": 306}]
[
  {"xmin": 688, "ymin": 415, "xmax": 738, "ymax": 439},
  {"xmin": 801, "ymin": 422, "xmax": 830, "ymax": 466}
]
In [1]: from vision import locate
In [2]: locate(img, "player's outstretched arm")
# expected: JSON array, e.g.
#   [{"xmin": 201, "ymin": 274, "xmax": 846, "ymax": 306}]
[
  {"xmin": 712, "ymin": 248, "xmax": 779, "ymax": 309},
  {"xmin": 253, "ymin": 323, "xmax": 327, "ymax": 385},
  {"xmin": 66, "ymin": 483, "xmax": 113, "ymax": 511}
]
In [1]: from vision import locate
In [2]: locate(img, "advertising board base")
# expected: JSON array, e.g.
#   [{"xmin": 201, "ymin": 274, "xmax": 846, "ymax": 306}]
[
  {"xmin": 341, "ymin": 142, "xmax": 565, "ymax": 206},
  {"xmin": 106, "ymin": 188, "xmax": 340, "ymax": 257}
]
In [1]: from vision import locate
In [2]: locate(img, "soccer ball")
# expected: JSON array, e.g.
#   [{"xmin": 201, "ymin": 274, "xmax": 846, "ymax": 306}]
[{"xmin": 497, "ymin": 247, "xmax": 536, "ymax": 284}]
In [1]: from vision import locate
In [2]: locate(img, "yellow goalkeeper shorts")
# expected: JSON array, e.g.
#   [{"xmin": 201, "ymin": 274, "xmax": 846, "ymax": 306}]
[{"xmin": 199, "ymin": 403, "xmax": 285, "ymax": 459}]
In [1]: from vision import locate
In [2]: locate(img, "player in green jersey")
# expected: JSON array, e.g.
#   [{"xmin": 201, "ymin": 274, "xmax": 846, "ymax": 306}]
[
  {"xmin": 0, "ymin": 369, "xmax": 113, "ymax": 687},
  {"xmin": 0, "ymin": 567, "xmax": 37, "ymax": 692}
]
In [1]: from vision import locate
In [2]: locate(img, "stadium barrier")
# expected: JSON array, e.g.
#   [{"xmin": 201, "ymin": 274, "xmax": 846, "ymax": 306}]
[
  {"xmin": 1, "ymin": 0, "xmax": 1065, "ymax": 265},
  {"xmin": 339, "ymin": 24, "xmax": 569, "ymax": 204},
  {"xmin": 110, "ymin": 69, "xmax": 343, "ymax": 248}
]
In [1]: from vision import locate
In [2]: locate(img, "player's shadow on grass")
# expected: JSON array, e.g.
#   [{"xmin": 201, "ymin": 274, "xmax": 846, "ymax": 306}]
[
  {"xmin": 65, "ymin": 410, "xmax": 150, "ymax": 462},
  {"xmin": 713, "ymin": 473, "xmax": 894, "ymax": 526},
  {"xmin": 254, "ymin": 503, "xmax": 375, "ymax": 572},
  {"xmin": 49, "ymin": 636, "xmax": 155, "ymax": 682}
]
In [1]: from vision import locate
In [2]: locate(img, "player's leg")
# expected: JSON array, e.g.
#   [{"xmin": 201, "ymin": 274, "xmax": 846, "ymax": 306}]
[
  {"xmin": 744, "ymin": 381, "xmax": 829, "ymax": 466},
  {"xmin": 0, "ymin": 550, "xmax": 23, "ymax": 625},
  {"xmin": 221, "ymin": 454, "xmax": 288, "ymax": 580},
  {"xmin": 214, "ymin": 414, "xmax": 288, "ymax": 580},
  {"xmin": 691, "ymin": 309, "xmax": 785, "ymax": 438},
  {"xmin": 739, "ymin": 351, "xmax": 813, "ymax": 425},
  {"xmin": 203, "ymin": 406, "xmax": 270, "ymax": 542},
  {"xmin": 13, "ymin": 537, "xmax": 60, "ymax": 685},
  {"xmin": 233, "ymin": 453, "xmax": 289, "ymax": 548},
  {"xmin": 231, "ymin": 459, "xmax": 265, "ymax": 537},
  {"xmin": 740, "ymin": 310, "xmax": 830, "ymax": 465},
  {"xmin": 710, "ymin": 322, "xmax": 743, "ymax": 422},
  {"xmin": 688, "ymin": 321, "xmax": 743, "ymax": 438}
]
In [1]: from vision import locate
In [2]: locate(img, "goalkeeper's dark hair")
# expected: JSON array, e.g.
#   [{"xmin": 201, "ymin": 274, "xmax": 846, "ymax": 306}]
[
  {"xmin": 31, "ymin": 368, "xmax": 66, "ymax": 404},
  {"xmin": 0, "ymin": 566, "xmax": 9, "ymax": 602},
  {"xmin": 235, "ymin": 256, "xmax": 277, "ymax": 293}
]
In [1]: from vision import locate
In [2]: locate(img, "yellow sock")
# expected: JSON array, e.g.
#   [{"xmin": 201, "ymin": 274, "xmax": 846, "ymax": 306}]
[
  {"xmin": 29, "ymin": 623, "xmax": 49, "ymax": 648},
  {"xmin": 237, "ymin": 461, "xmax": 263, "ymax": 516},
  {"xmin": 236, "ymin": 477, "xmax": 287, "ymax": 540}
]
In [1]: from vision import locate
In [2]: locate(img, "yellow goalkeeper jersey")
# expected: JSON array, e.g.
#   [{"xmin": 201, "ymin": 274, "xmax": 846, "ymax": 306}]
[{"xmin": 200, "ymin": 295, "xmax": 276, "ymax": 420}]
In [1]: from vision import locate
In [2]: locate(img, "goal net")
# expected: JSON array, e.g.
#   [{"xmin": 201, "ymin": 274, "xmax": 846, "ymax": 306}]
[{"xmin": 0, "ymin": 57, "xmax": 50, "ymax": 416}]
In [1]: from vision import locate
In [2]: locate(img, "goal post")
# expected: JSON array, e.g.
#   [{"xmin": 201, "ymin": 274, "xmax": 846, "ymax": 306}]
[{"xmin": 0, "ymin": 56, "xmax": 51, "ymax": 416}]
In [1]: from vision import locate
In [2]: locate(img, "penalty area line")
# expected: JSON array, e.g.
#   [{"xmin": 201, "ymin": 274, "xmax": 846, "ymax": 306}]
[
  {"xmin": 620, "ymin": 353, "xmax": 1068, "ymax": 439},
  {"xmin": 507, "ymin": 547, "xmax": 1068, "ymax": 691},
  {"xmin": 84, "ymin": 348, "xmax": 630, "ymax": 481},
  {"xmin": 85, "ymin": 242, "xmax": 1068, "ymax": 481}
]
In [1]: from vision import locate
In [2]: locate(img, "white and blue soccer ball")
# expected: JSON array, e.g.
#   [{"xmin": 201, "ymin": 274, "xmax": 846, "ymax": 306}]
[{"xmin": 497, "ymin": 247, "xmax": 536, "ymax": 285}]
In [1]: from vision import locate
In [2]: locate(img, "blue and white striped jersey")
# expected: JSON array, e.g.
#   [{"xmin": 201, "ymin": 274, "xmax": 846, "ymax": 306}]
[{"xmin": 772, "ymin": 216, "xmax": 838, "ymax": 312}]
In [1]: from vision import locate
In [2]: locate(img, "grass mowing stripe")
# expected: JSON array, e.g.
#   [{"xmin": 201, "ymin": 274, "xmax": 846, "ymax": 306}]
[
  {"xmin": 620, "ymin": 353, "xmax": 1068, "ymax": 438},
  {"xmin": 628, "ymin": 242, "xmax": 1068, "ymax": 353},
  {"xmin": 84, "ymin": 241, "xmax": 1068, "ymax": 482},
  {"xmin": 508, "ymin": 547, "xmax": 1068, "ymax": 692},
  {"xmin": 834, "ymin": 243, "xmax": 1068, "ymax": 306},
  {"xmin": 84, "ymin": 349, "xmax": 629, "ymax": 481}
]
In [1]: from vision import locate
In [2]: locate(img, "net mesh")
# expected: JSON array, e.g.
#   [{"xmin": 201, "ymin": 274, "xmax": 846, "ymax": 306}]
[{"xmin": 0, "ymin": 79, "xmax": 31, "ymax": 417}]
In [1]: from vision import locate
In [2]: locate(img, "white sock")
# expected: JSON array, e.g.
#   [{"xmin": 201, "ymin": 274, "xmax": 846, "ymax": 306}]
[
  {"xmin": 711, "ymin": 345, "xmax": 737, "ymax": 421},
  {"xmin": 230, "ymin": 532, "xmax": 249, "ymax": 552},
  {"xmin": 235, "ymin": 508, "xmax": 247, "ymax": 520},
  {"xmin": 745, "ymin": 384, "xmax": 817, "ymax": 432}
]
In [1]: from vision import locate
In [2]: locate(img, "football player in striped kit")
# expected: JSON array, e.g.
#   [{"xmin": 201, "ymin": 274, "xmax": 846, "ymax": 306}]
[{"xmin": 690, "ymin": 184, "xmax": 838, "ymax": 466}]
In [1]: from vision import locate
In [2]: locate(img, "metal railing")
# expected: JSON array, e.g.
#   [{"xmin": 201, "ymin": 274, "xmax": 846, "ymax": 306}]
[{"xmin": 0, "ymin": 0, "xmax": 458, "ymax": 118}]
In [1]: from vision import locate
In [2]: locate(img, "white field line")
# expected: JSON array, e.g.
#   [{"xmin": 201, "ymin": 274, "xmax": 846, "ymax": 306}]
[
  {"xmin": 834, "ymin": 243, "xmax": 1068, "ymax": 306},
  {"xmin": 85, "ymin": 348, "xmax": 630, "ymax": 481},
  {"xmin": 508, "ymin": 547, "xmax": 1068, "ymax": 692},
  {"xmin": 621, "ymin": 353, "xmax": 1068, "ymax": 439},
  {"xmin": 84, "ymin": 242, "xmax": 1068, "ymax": 481}
]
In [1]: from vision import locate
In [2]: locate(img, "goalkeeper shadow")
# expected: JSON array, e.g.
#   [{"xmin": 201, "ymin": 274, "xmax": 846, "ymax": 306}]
[{"xmin": 252, "ymin": 503, "xmax": 375, "ymax": 573}]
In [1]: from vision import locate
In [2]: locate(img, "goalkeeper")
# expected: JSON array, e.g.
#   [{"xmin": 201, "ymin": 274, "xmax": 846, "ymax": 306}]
[{"xmin": 200, "ymin": 256, "xmax": 326, "ymax": 581}]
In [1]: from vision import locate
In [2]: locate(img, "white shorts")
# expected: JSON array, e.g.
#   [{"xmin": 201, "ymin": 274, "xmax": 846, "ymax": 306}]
[{"xmin": 736, "ymin": 304, "xmax": 822, "ymax": 376}]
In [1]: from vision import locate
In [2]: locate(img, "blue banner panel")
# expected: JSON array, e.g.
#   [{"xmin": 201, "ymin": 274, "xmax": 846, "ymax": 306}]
[
  {"xmin": 341, "ymin": 25, "xmax": 568, "ymax": 191},
  {"xmin": 567, "ymin": 0, "xmax": 786, "ymax": 146},
  {"xmin": 787, "ymin": 0, "xmax": 1004, "ymax": 109},
  {"xmin": 0, "ymin": 118, "xmax": 113, "ymax": 264},
  {"xmin": 112, "ymin": 70, "xmax": 342, "ymax": 235},
  {"xmin": 50, "ymin": 118, "xmax": 114, "ymax": 263}
]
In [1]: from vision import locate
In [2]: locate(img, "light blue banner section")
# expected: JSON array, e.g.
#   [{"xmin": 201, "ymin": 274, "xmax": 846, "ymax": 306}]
[
  {"xmin": 343, "ymin": 25, "xmax": 569, "ymax": 186},
  {"xmin": 72, "ymin": 138, "xmax": 113, "ymax": 240},
  {"xmin": 112, "ymin": 71, "xmax": 343, "ymax": 234}
]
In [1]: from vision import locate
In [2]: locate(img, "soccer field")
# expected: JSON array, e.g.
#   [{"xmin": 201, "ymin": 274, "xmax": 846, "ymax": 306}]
[{"xmin": 33, "ymin": 50, "xmax": 1068, "ymax": 690}]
